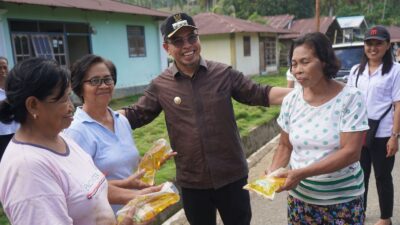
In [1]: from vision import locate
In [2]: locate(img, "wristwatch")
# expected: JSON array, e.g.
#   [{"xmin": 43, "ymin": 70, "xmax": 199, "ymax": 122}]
[{"xmin": 391, "ymin": 132, "xmax": 400, "ymax": 138}]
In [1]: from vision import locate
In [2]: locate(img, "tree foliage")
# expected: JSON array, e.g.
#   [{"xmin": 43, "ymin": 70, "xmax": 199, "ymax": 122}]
[{"xmin": 121, "ymin": 0, "xmax": 400, "ymax": 26}]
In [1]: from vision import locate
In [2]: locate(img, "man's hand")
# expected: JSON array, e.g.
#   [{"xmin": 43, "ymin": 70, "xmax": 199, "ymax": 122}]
[{"xmin": 268, "ymin": 87, "xmax": 293, "ymax": 105}]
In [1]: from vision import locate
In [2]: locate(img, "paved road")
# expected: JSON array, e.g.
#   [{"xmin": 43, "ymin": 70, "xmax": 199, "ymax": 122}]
[{"xmin": 248, "ymin": 138, "xmax": 400, "ymax": 225}]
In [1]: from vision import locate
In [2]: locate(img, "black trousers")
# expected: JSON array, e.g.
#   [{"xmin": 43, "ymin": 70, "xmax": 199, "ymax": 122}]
[
  {"xmin": 181, "ymin": 177, "xmax": 251, "ymax": 225},
  {"xmin": 360, "ymin": 137, "xmax": 395, "ymax": 219},
  {"xmin": 0, "ymin": 134, "xmax": 13, "ymax": 161}
]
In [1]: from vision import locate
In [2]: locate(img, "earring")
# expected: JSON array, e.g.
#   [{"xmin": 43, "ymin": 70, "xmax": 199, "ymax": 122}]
[{"xmin": 33, "ymin": 114, "xmax": 37, "ymax": 119}]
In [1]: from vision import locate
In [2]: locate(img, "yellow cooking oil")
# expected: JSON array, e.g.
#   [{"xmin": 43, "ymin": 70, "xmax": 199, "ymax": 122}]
[
  {"xmin": 244, "ymin": 176, "xmax": 286, "ymax": 199},
  {"xmin": 133, "ymin": 192, "xmax": 180, "ymax": 222},
  {"xmin": 117, "ymin": 182, "xmax": 180, "ymax": 223},
  {"xmin": 138, "ymin": 139, "xmax": 172, "ymax": 185}
]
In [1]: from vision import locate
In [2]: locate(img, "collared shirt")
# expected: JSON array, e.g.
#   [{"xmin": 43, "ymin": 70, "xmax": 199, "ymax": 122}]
[
  {"xmin": 347, "ymin": 63, "xmax": 400, "ymax": 137},
  {"xmin": 64, "ymin": 107, "xmax": 140, "ymax": 213},
  {"xmin": 124, "ymin": 58, "xmax": 272, "ymax": 189}
]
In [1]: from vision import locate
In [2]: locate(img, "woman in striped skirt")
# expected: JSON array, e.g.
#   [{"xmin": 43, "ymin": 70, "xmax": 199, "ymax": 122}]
[{"xmin": 267, "ymin": 32, "xmax": 369, "ymax": 225}]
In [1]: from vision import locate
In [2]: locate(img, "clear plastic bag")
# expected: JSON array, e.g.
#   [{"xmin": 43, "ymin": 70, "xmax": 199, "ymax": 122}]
[
  {"xmin": 243, "ymin": 168, "xmax": 287, "ymax": 200},
  {"xmin": 116, "ymin": 182, "xmax": 180, "ymax": 223},
  {"xmin": 137, "ymin": 139, "xmax": 172, "ymax": 185}
]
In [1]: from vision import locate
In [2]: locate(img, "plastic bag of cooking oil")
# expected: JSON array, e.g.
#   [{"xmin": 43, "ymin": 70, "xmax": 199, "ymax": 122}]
[
  {"xmin": 116, "ymin": 182, "xmax": 180, "ymax": 223},
  {"xmin": 137, "ymin": 139, "xmax": 172, "ymax": 185},
  {"xmin": 243, "ymin": 168, "xmax": 288, "ymax": 200}
]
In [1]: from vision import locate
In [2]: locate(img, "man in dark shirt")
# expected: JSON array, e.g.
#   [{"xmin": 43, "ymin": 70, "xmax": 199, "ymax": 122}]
[{"xmin": 123, "ymin": 13, "xmax": 291, "ymax": 225}]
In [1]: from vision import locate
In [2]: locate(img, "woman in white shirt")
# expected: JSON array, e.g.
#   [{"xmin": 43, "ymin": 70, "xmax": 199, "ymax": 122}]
[
  {"xmin": 347, "ymin": 25, "xmax": 400, "ymax": 225},
  {"xmin": 267, "ymin": 32, "xmax": 369, "ymax": 224},
  {"xmin": 0, "ymin": 56, "xmax": 19, "ymax": 160}
]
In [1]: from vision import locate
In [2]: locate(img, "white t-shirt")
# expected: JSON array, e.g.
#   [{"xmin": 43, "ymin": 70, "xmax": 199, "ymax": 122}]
[
  {"xmin": 0, "ymin": 89, "xmax": 19, "ymax": 135},
  {"xmin": 0, "ymin": 134, "xmax": 115, "ymax": 225},
  {"xmin": 277, "ymin": 85, "xmax": 369, "ymax": 205},
  {"xmin": 347, "ymin": 63, "xmax": 400, "ymax": 137}
]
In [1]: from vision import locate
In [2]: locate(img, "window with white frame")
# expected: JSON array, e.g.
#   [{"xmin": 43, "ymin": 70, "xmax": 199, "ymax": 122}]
[
  {"xmin": 9, "ymin": 20, "xmax": 90, "ymax": 67},
  {"xmin": 127, "ymin": 26, "xmax": 146, "ymax": 57},
  {"xmin": 264, "ymin": 37, "xmax": 276, "ymax": 65}
]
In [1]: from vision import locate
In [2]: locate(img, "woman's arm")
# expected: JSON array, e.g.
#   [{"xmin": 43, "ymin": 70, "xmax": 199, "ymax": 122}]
[
  {"xmin": 386, "ymin": 101, "xmax": 400, "ymax": 157},
  {"xmin": 108, "ymin": 184, "xmax": 162, "ymax": 205},
  {"xmin": 278, "ymin": 130, "xmax": 365, "ymax": 191},
  {"xmin": 108, "ymin": 170, "xmax": 150, "ymax": 190},
  {"xmin": 266, "ymin": 131, "xmax": 292, "ymax": 174}
]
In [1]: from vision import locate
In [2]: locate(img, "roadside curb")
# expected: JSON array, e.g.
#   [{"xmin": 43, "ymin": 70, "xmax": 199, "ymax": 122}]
[{"xmin": 161, "ymin": 134, "xmax": 281, "ymax": 225}]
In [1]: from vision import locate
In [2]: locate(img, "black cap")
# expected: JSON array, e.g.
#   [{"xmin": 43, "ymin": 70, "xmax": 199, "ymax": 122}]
[
  {"xmin": 161, "ymin": 13, "xmax": 197, "ymax": 39},
  {"xmin": 364, "ymin": 25, "xmax": 390, "ymax": 42}
]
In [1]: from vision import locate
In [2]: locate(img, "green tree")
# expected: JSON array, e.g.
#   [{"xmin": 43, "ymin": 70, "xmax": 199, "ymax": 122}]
[{"xmin": 248, "ymin": 12, "xmax": 267, "ymax": 24}]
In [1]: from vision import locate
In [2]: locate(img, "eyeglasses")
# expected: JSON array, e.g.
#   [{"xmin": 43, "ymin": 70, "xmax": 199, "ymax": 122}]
[
  {"xmin": 167, "ymin": 34, "xmax": 198, "ymax": 48},
  {"xmin": 83, "ymin": 76, "xmax": 114, "ymax": 86}
]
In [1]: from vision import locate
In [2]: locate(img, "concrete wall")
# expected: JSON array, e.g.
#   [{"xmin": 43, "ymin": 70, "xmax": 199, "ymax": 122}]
[
  {"xmin": 198, "ymin": 34, "xmax": 231, "ymax": 66},
  {"xmin": 235, "ymin": 32, "xmax": 260, "ymax": 75},
  {"xmin": 241, "ymin": 118, "xmax": 280, "ymax": 157}
]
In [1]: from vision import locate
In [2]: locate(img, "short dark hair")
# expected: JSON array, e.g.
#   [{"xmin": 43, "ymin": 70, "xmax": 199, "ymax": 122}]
[
  {"xmin": 289, "ymin": 32, "xmax": 340, "ymax": 79},
  {"xmin": 70, "ymin": 54, "xmax": 115, "ymax": 102},
  {"xmin": 0, "ymin": 58, "xmax": 70, "ymax": 124},
  {"xmin": 104, "ymin": 59, "xmax": 117, "ymax": 85},
  {"xmin": 0, "ymin": 56, "xmax": 8, "ymax": 64}
]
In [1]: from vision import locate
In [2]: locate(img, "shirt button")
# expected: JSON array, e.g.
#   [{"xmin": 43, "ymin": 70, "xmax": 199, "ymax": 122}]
[{"xmin": 174, "ymin": 96, "xmax": 181, "ymax": 105}]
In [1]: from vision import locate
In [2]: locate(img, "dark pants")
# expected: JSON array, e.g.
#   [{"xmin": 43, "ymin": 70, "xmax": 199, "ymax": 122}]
[
  {"xmin": 360, "ymin": 137, "xmax": 395, "ymax": 219},
  {"xmin": 0, "ymin": 134, "xmax": 13, "ymax": 161},
  {"xmin": 181, "ymin": 177, "xmax": 251, "ymax": 225}
]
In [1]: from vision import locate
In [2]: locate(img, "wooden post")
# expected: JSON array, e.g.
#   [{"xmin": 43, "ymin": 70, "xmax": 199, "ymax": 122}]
[{"xmin": 315, "ymin": 0, "xmax": 320, "ymax": 32}]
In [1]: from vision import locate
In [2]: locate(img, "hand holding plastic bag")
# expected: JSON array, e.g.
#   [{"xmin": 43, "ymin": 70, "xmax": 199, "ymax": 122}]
[
  {"xmin": 117, "ymin": 206, "xmax": 152, "ymax": 225},
  {"xmin": 137, "ymin": 139, "xmax": 176, "ymax": 185},
  {"xmin": 243, "ymin": 168, "xmax": 288, "ymax": 200},
  {"xmin": 117, "ymin": 182, "xmax": 180, "ymax": 223}
]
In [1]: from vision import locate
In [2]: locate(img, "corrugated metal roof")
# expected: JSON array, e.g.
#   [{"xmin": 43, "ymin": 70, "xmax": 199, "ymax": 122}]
[
  {"xmin": 264, "ymin": 14, "xmax": 294, "ymax": 29},
  {"xmin": 336, "ymin": 16, "xmax": 366, "ymax": 29},
  {"xmin": 3, "ymin": 0, "xmax": 170, "ymax": 17},
  {"xmin": 193, "ymin": 12, "xmax": 289, "ymax": 35},
  {"xmin": 279, "ymin": 16, "xmax": 336, "ymax": 39}
]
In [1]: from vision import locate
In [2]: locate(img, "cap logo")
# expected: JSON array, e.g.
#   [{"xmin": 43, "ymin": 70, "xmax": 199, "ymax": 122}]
[
  {"xmin": 172, "ymin": 20, "xmax": 188, "ymax": 30},
  {"xmin": 370, "ymin": 28, "xmax": 378, "ymax": 35},
  {"xmin": 173, "ymin": 14, "xmax": 182, "ymax": 22}
]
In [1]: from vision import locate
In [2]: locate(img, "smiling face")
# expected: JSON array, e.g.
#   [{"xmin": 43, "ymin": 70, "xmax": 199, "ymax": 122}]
[
  {"xmin": 0, "ymin": 59, "xmax": 7, "ymax": 78},
  {"xmin": 291, "ymin": 44, "xmax": 326, "ymax": 88},
  {"xmin": 35, "ymin": 86, "xmax": 75, "ymax": 133},
  {"xmin": 364, "ymin": 39, "xmax": 391, "ymax": 63},
  {"xmin": 163, "ymin": 27, "xmax": 201, "ymax": 75},
  {"xmin": 0, "ymin": 59, "xmax": 8, "ymax": 87},
  {"xmin": 81, "ymin": 62, "xmax": 114, "ymax": 107}
]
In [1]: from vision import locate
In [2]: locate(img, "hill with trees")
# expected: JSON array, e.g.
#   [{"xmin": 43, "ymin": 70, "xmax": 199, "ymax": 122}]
[{"xmin": 121, "ymin": 0, "xmax": 400, "ymax": 26}]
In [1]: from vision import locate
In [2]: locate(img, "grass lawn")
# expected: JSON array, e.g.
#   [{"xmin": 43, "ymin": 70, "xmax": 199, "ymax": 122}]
[{"xmin": 0, "ymin": 69, "xmax": 287, "ymax": 224}]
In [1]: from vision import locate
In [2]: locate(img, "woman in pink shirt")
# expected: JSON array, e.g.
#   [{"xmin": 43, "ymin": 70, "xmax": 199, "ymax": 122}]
[{"xmin": 0, "ymin": 58, "xmax": 146, "ymax": 225}]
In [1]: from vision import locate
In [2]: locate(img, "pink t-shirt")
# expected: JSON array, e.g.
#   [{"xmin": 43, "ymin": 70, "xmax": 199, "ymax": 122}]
[{"xmin": 0, "ymin": 134, "xmax": 115, "ymax": 225}]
